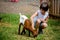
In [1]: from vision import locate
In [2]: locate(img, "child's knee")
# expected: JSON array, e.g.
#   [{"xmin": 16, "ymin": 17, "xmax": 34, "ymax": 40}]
[
  {"xmin": 42, "ymin": 23, "xmax": 48, "ymax": 29},
  {"xmin": 36, "ymin": 19, "xmax": 41, "ymax": 23}
]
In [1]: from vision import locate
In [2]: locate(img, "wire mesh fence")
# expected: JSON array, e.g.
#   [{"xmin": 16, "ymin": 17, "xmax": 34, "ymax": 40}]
[{"xmin": 0, "ymin": 0, "xmax": 60, "ymax": 19}]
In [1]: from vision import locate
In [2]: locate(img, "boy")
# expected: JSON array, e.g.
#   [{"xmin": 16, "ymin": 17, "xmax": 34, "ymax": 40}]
[{"xmin": 30, "ymin": 2, "xmax": 49, "ymax": 34}]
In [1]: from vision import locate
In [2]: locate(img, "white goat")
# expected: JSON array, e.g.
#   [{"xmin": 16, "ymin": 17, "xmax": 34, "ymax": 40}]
[
  {"xmin": 18, "ymin": 13, "xmax": 38, "ymax": 37},
  {"xmin": 19, "ymin": 13, "xmax": 28, "ymax": 25}
]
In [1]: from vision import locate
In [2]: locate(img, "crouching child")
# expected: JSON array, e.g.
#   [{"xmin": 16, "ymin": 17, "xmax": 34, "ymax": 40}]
[{"xmin": 30, "ymin": 2, "xmax": 49, "ymax": 34}]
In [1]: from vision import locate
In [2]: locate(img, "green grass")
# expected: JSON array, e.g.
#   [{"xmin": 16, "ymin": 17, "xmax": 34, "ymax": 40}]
[{"xmin": 0, "ymin": 13, "xmax": 60, "ymax": 40}]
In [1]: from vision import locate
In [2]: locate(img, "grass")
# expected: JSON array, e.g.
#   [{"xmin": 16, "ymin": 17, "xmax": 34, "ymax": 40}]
[{"xmin": 0, "ymin": 13, "xmax": 60, "ymax": 40}]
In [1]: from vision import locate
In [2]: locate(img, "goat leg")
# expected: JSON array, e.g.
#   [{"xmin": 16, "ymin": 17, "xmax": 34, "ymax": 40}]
[
  {"xmin": 38, "ymin": 22, "xmax": 43, "ymax": 34},
  {"xmin": 18, "ymin": 23, "xmax": 21, "ymax": 34},
  {"xmin": 28, "ymin": 30, "xmax": 30, "ymax": 37},
  {"xmin": 21, "ymin": 28, "xmax": 26, "ymax": 35},
  {"xmin": 24, "ymin": 30, "xmax": 26, "ymax": 34}
]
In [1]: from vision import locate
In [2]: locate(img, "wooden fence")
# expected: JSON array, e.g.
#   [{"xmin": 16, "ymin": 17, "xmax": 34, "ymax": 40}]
[{"xmin": 49, "ymin": 0, "xmax": 60, "ymax": 18}]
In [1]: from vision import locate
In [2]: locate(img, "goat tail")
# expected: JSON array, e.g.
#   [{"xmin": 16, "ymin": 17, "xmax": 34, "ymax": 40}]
[{"xmin": 19, "ymin": 13, "xmax": 22, "ymax": 17}]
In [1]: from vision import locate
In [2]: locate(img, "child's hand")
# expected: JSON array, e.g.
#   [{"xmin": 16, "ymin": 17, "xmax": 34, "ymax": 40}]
[
  {"xmin": 40, "ymin": 18, "xmax": 46, "ymax": 23},
  {"xmin": 40, "ymin": 18, "xmax": 44, "ymax": 21}
]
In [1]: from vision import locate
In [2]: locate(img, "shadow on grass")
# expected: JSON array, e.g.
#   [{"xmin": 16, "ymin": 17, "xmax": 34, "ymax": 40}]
[{"xmin": 48, "ymin": 19, "xmax": 60, "ymax": 26}]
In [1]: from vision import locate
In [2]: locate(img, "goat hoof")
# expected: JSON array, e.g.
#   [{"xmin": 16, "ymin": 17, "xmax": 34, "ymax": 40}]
[
  {"xmin": 18, "ymin": 32, "xmax": 20, "ymax": 35},
  {"xmin": 33, "ymin": 35, "xmax": 37, "ymax": 38},
  {"xmin": 18, "ymin": 32, "xmax": 20, "ymax": 34},
  {"xmin": 21, "ymin": 33, "xmax": 23, "ymax": 35},
  {"xmin": 23, "ymin": 31, "xmax": 26, "ymax": 35},
  {"xmin": 28, "ymin": 35, "xmax": 30, "ymax": 37}
]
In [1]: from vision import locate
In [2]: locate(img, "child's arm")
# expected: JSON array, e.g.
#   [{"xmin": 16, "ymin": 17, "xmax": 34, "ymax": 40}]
[
  {"xmin": 30, "ymin": 12, "xmax": 38, "ymax": 20},
  {"xmin": 44, "ymin": 16, "xmax": 49, "ymax": 23},
  {"xmin": 40, "ymin": 16, "xmax": 49, "ymax": 23},
  {"xmin": 30, "ymin": 12, "xmax": 38, "ymax": 30}
]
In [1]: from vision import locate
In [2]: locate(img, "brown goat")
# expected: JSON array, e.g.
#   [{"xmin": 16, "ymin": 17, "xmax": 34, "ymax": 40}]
[{"xmin": 18, "ymin": 19, "xmax": 39, "ymax": 37}]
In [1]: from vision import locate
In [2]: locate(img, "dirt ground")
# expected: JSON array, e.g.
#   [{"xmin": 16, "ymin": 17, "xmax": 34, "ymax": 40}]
[{"xmin": 0, "ymin": 0, "xmax": 40, "ymax": 15}]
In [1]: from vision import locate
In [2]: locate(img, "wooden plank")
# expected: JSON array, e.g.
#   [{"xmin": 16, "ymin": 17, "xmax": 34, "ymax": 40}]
[{"xmin": 58, "ymin": 0, "xmax": 59, "ymax": 16}]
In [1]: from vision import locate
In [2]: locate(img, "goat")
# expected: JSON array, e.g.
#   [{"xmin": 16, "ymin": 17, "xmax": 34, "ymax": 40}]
[
  {"xmin": 18, "ymin": 13, "xmax": 38, "ymax": 37},
  {"xmin": 0, "ymin": 17, "xmax": 2, "ymax": 22}
]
